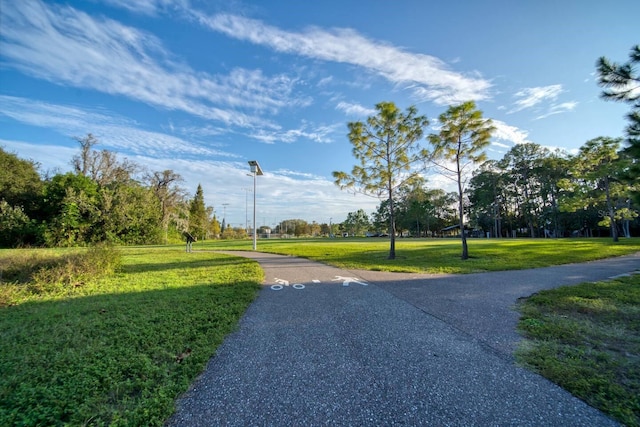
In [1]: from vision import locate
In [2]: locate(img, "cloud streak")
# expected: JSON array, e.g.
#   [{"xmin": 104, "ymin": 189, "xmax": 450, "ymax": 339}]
[
  {"xmin": 510, "ymin": 84, "xmax": 563, "ymax": 113},
  {"xmin": 0, "ymin": 95, "xmax": 238, "ymax": 158},
  {"xmin": 491, "ymin": 120, "xmax": 531, "ymax": 146},
  {"xmin": 336, "ymin": 101, "xmax": 376, "ymax": 117},
  {"xmin": 0, "ymin": 1, "xmax": 302, "ymax": 128},
  {"xmin": 193, "ymin": 13, "xmax": 492, "ymax": 105},
  {"xmin": 534, "ymin": 101, "xmax": 578, "ymax": 120}
]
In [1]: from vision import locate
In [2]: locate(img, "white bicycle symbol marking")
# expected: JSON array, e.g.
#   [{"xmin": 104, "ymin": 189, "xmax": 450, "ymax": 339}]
[{"xmin": 271, "ymin": 278, "xmax": 305, "ymax": 291}]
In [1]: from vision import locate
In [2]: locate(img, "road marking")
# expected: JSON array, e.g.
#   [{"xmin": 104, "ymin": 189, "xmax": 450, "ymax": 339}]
[
  {"xmin": 269, "ymin": 277, "xmax": 367, "ymax": 290},
  {"xmin": 271, "ymin": 278, "xmax": 305, "ymax": 290},
  {"xmin": 331, "ymin": 275, "xmax": 368, "ymax": 287}
]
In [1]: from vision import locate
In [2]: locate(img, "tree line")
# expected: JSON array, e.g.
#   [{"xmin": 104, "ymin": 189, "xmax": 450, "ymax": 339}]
[
  {"xmin": 0, "ymin": 134, "xmax": 231, "ymax": 247},
  {"xmin": 334, "ymin": 44, "xmax": 639, "ymax": 259},
  {"xmin": 2, "ymin": 45, "xmax": 637, "ymax": 253}
]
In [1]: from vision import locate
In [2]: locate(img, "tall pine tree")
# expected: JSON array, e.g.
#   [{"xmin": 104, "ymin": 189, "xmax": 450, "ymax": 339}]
[
  {"xmin": 189, "ymin": 184, "xmax": 208, "ymax": 240},
  {"xmin": 333, "ymin": 101, "xmax": 429, "ymax": 260},
  {"xmin": 597, "ymin": 44, "xmax": 640, "ymax": 202}
]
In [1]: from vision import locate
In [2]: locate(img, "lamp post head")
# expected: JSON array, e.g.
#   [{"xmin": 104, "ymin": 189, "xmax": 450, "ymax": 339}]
[{"xmin": 248, "ymin": 160, "xmax": 263, "ymax": 176}]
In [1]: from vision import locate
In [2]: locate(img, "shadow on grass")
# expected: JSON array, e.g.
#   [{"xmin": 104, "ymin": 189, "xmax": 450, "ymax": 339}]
[
  {"xmin": 121, "ymin": 255, "xmax": 252, "ymax": 275},
  {"xmin": 0, "ymin": 278, "xmax": 260, "ymax": 426}
]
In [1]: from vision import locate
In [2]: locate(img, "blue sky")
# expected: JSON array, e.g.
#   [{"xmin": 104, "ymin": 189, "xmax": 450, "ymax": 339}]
[{"xmin": 1, "ymin": 0, "xmax": 638, "ymax": 229}]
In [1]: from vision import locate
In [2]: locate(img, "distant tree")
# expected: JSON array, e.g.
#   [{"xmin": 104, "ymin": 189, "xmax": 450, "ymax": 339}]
[
  {"xmin": 95, "ymin": 182, "xmax": 162, "ymax": 244},
  {"xmin": 538, "ymin": 150, "xmax": 570, "ymax": 237},
  {"xmin": 41, "ymin": 173, "xmax": 99, "ymax": 246},
  {"xmin": 498, "ymin": 143, "xmax": 549, "ymax": 237},
  {"xmin": 0, "ymin": 147, "xmax": 43, "ymax": 217},
  {"xmin": 189, "ymin": 184, "xmax": 208, "ymax": 240},
  {"xmin": 72, "ymin": 133, "xmax": 99, "ymax": 177},
  {"xmin": 210, "ymin": 214, "xmax": 221, "ymax": 238},
  {"xmin": 72, "ymin": 134, "xmax": 137, "ymax": 186},
  {"xmin": 293, "ymin": 221, "xmax": 310, "ymax": 237},
  {"xmin": 274, "ymin": 219, "xmax": 311, "ymax": 237},
  {"xmin": 428, "ymin": 101, "xmax": 494, "ymax": 259},
  {"xmin": 333, "ymin": 101, "xmax": 429, "ymax": 259},
  {"xmin": 343, "ymin": 209, "xmax": 371, "ymax": 236},
  {"xmin": 309, "ymin": 221, "xmax": 322, "ymax": 237},
  {"xmin": 597, "ymin": 45, "xmax": 640, "ymax": 202},
  {"xmin": 468, "ymin": 160, "xmax": 507, "ymax": 238},
  {"xmin": 147, "ymin": 170, "xmax": 186, "ymax": 243},
  {"xmin": 559, "ymin": 137, "xmax": 627, "ymax": 242},
  {"xmin": 0, "ymin": 201, "xmax": 35, "ymax": 247},
  {"xmin": 396, "ymin": 183, "xmax": 428, "ymax": 237}
]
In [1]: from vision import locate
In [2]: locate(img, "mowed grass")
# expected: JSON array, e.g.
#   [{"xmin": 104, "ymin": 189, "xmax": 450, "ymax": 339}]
[
  {"xmin": 198, "ymin": 237, "xmax": 640, "ymax": 273},
  {"xmin": 516, "ymin": 274, "xmax": 640, "ymax": 427},
  {"xmin": 1, "ymin": 238, "xmax": 639, "ymax": 425},
  {"xmin": 0, "ymin": 246, "xmax": 262, "ymax": 426}
]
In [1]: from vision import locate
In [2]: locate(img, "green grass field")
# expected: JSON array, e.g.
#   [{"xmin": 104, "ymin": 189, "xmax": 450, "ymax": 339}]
[
  {"xmin": 0, "ymin": 246, "xmax": 262, "ymax": 426},
  {"xmin": 198, "ymin": 237, "xmax": 640, "ymax": 273},
  {"xmin": 0, "ymin": 238, "xmax": 638, "ymax": 425},
  {"xmin": 517, "ymin": 274, "xmax": 640, "ymax": 427}
]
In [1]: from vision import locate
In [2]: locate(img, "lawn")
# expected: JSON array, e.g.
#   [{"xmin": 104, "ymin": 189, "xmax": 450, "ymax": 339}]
[
  {"xmin": 0, "ymin": 238, "xmax": 638, "ymax": 426},
  {"xmin": 516, "ymin": 274, "xmax": 640, "ymax": 427},
  {"xmin": 0, "ymin": 246, "xmax": 262, "ymax": 426},
  {"xmin": 197, "ymin": 237, "xmax": 640, "ymax": 274}
]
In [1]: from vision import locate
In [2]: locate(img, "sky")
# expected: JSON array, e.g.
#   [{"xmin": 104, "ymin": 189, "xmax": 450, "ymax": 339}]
[{"xmin": 1, "ymin": 0, "xmax": 638, "ymax": 229}]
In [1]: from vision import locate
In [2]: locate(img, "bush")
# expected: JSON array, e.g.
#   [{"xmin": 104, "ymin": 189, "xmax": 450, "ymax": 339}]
[{"xmin": 0, "ymin": 245, "xmax": 120, "ymax": 305}]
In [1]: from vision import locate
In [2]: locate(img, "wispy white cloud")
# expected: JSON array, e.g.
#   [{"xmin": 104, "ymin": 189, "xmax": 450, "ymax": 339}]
[
  {"xmin": 101, "ymin": 0, "xmax": 185, "ymax": 16},
  {"xmin": 0, "ymin": 1, "xmax": 302, "ymax": 128},
  {"xmin": 336, "ymin": 101, "xmax": 376, "ymax": 117},
  {"xmin": 192, "ymin": 13, "xmax": 492, "ymax": 105},
  {"xmin": 534, "ymin": 101, "xmax": 578, "ymax": 120},
  {"xmin": 0, "ymin": 95, "xmax": 238, "ymax": 158},
  {"xmin": 273, "ymin": 169, "xmax": 324, "ymax": 179},
  {"xmin": 491, "ymin": 120, "xmax": 531, "ymax": 145},
  {"xmin": 491, "ymin": 141, "xmax": 512, "ymax": 149},
  {"xmin": 249, "ymin": 122, "xmax": 340, "ymax": 144},
  {"xmin": 511, "ymin": 84, "xmax": 563, "ymax": 113},
  {"xmin": 0, "ymin": 138, "xmax": 76, "ymax": 172}
]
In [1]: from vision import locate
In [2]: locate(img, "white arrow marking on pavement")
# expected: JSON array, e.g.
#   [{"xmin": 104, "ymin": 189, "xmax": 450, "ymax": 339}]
[{"xmin": 332, "ymin": 275, "xmax": 368, "ymax": 287}]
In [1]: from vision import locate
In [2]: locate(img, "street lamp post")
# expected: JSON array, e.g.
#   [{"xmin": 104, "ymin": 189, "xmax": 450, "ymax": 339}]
[
  {"xmin": 248, "ymin": 161, "xmax": 263, "ymax": 250},
  {"xmin": 243, "ymin": 188, "xmax": 251, "ymax": 234}
]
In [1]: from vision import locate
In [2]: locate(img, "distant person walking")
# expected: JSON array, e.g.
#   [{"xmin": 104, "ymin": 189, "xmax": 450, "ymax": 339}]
[{"xmin": 184, "ymin": 231, "xmax": 196, "ymax": 252}]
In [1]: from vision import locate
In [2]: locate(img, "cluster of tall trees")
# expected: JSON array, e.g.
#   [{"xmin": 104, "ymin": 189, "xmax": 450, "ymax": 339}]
[
  {"xmin": 339, "ymin": 132, "xmax": 638, "ymax": 242},
  {"xmin": 0, "ymin": 134, "xmax": 221, "ymax": 247},
  {"xmin": 468, "ymin": 138, "xmax": 637, "ymax": 241},
  {"xmin": 334, "ymin": 45, "xmax": 639, "ymax": 259},
  {"xmin": 334, "ymin": 100, "xmax": 496, "ymax": 259},
  {"xmin": 335, "ymin": 103, "xmax": 637, "ymax": 260}
]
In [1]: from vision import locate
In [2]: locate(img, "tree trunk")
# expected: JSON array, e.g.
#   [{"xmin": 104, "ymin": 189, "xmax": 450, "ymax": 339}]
[
  {"xmin": 388, "ymin": 186, "xmax": 396, "ymax": 259},
  {"xmin": 457, "ymin": 155, "xmax": 468, "ymax": 260},
  {"xmin": 605, "ymin": 178, "xmax": 618, "ymax": 242}
]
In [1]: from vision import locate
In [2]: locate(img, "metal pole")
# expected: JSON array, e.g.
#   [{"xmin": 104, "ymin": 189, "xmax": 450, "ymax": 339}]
[
  {"xmin": 244, "ymin": 188, "xmax": 249, "ymax": 234},
  {"xmin": 253, "ymin": 171, "xmax": 257, "ymax": 250}
]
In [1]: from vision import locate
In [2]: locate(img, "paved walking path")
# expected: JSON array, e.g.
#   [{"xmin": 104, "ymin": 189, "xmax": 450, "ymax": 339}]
[{"xmin": 167, "ymin": 251, "xmax": 639, "ymax": 426}]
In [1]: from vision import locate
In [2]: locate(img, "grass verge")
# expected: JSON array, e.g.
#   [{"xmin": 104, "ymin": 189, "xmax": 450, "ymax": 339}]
[
  {"xmin": 197, "ymin": 237, "xmax": 640, "ymax": 274},
  {"xmin": 0, "ymin": 246, "xmax": 262, "ymax": 426},
  {"xmin": 516, "ymin": 274, "xmax": 640, "ymax": 426}
]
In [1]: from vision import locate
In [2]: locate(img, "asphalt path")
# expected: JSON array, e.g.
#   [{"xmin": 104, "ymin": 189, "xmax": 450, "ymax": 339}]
[{"xmin": 167, "ymin": 251, "xmax": 639, "ymax": 426}]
